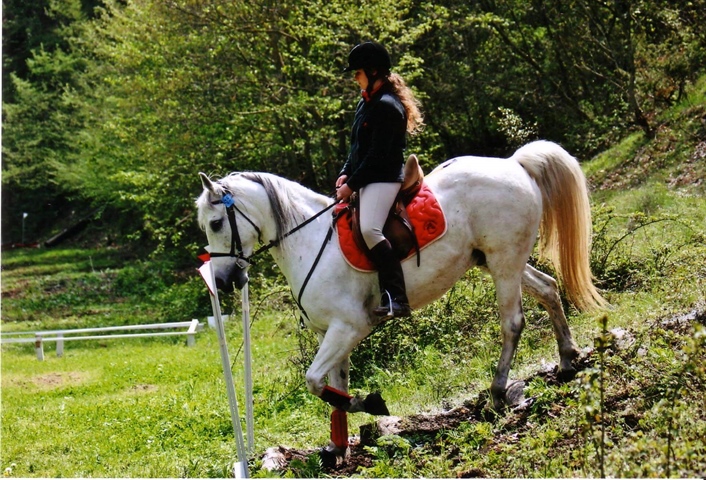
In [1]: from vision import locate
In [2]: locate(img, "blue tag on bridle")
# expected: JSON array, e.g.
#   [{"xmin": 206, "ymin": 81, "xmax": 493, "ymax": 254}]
[{"xmin": 221, "ymin": 193, "xmax": 235, "ymax": 208}]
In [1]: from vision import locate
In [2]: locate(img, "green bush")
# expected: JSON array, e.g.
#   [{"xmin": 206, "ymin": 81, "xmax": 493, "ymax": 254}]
[
  {"xmin": 590, "ymin": 204, "xmax": 703, "ymax": 293},
  {"xmin": 153, "ymin": 276, "xmax": 213, "ymax": 323},
  {"xmin": 113, "ymin": 261, "xmax": 171, "ymax": 298},
  {"xmin": 348, "ymin": 269, "xmax": 500, "ymax": 384}
]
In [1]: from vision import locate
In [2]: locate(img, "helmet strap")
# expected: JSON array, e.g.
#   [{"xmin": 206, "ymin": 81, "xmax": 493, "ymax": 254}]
[
  {"xmin": 363, "ymin": 68, "xmax": 389, "ymax": 98},
  {"xmin": 364, "ymin": 68, "xmax": 377, "ymax": 95}
]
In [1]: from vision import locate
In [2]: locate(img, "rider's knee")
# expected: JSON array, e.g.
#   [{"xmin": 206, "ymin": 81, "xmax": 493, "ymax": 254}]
[{"xmin": 361, "ymin": 227, "xmax": 384, "ymax": 250}]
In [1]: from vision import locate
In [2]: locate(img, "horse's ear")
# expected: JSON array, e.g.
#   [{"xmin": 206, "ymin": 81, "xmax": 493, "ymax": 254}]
[{"xmin": 199, "ymin": 172, "xmax": 217, "ymax": 194}]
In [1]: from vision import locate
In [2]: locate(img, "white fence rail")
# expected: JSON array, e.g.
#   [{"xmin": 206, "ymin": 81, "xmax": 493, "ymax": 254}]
[{"xmin": 1, "ymin": 319, "xmax": 204, "ymax": 360}]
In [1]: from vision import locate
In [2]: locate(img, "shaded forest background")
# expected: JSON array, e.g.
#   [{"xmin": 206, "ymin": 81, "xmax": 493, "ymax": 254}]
[{"xmin": 3, "ymin": 0, "xmax": 705, "ymax": 264}]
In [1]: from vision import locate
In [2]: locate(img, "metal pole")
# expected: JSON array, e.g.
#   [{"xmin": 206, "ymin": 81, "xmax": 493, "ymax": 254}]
[
  {"xmin": 242, "ymin": 282, "xmax": 255, "ymax": 454},
  {"xmin": 201, "ymin": 262, "xmax": 249, "ymax": 478}
]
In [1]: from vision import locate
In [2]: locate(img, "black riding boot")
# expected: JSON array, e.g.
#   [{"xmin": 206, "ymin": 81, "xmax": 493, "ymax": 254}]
[{"xmin": 368, "ymin": 240, "xmax": 412, "ymax": 319}]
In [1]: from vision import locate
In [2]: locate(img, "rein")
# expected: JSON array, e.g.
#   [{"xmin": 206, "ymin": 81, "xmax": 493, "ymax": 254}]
[{"xmin": 209, "ymin": 189, "xmax": 339, "ymax": 265}]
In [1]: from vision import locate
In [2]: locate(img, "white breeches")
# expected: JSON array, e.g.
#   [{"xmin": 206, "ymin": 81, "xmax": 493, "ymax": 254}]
[{"xmin": 359, "ymin": 182, "xmax": 401, "ymax": 249}]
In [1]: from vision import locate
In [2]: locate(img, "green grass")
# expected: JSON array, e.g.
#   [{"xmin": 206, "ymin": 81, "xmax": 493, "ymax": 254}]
[
  {"xmin": 3, "ymin": 205, "xmax": 705, "ymax": 478},
  {"xmin": 1, "ymin": 309, "xmax": 332, "ymax": 477},
  {"xmin": 2, "ymin": 336, "xmax": 235, "ymax": 477}
]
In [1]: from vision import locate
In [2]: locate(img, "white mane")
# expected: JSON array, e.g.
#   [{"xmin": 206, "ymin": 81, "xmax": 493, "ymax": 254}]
[{"xmin": 197, "ymin": 171, "xmax": 331, "ymax": 241}]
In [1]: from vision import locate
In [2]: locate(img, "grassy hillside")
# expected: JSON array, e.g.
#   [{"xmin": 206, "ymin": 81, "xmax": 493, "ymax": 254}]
[{"xmin": 1, "ymin": 79, "xmax": 705, "ymax": 478}]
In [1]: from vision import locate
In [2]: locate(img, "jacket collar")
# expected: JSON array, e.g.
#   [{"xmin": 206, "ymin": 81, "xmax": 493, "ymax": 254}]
[{"xmin": 361, "ymin": 81, "xmax": 386, "ymax": 102}]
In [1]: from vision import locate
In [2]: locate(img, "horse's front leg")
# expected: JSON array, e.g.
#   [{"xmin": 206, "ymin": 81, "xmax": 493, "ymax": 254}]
[
  {"xmin": 326, "ymin": 353, "xmax": 351, "ymax": 393},
  {"xmin": 305, "ymin": 322, "xmax": 369, "ymax": 462},
  {"xmin": 308, "ymin": 324, "xmax": 391, "ymax": 416},
  {"xmin": 305, "ymin": 322, "xmax": 369, "ymax": 397}
]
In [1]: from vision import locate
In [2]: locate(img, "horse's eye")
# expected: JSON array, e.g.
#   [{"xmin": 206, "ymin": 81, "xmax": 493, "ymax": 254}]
[{"xmin": 210, "ymin": 219, "xmax": 224, "ymax": 232}]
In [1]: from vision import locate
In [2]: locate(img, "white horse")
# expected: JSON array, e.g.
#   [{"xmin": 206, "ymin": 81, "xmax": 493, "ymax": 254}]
[{"xmin": 197, "ymin": 140, "xmax": 604, "ymax": 447}]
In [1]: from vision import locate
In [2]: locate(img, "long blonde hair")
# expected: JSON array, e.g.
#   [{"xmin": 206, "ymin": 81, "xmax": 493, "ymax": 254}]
[{"xmin": 387, "ymin": 73, "xmax": 424, "ymax": 135}]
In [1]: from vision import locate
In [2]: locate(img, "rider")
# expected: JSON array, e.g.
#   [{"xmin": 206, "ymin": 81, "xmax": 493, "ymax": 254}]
[{"xmin": 336, "ymin": 41, "xmax": 424, "ymax": 319}]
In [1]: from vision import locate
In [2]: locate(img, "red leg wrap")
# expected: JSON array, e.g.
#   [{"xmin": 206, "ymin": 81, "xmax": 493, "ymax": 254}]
[{"xmin": 330, "ymin": 409, "xmax": 349, "ymax": 450}]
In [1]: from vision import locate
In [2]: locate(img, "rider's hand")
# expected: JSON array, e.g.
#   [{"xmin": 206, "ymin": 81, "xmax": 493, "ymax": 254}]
[
  {"xmin": 335, "ymin": 175, "xmax": 348, "ymax": 188},
  {"xmin": 336, "ymin": 183, "xmax": 353, "ymax": 202}
]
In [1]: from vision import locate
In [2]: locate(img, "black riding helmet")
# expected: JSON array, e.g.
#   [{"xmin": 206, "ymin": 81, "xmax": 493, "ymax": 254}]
[{"xmin": 343, "ymin": 42, "xmax": 392, "ymax": 74}]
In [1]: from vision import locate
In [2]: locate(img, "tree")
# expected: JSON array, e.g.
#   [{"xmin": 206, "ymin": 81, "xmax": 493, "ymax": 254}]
[
  {"xmin": 49, "ymin": 0, "xmax": 437, "ymax": 258},
  {"xmin": 468, "ymin": 0, "xmax": 706, "ymax": 148},
  {"xmin": 1, "ymin": 0, "xmax": 99, "ymax": 243},
  {"xmin": 3, "ymin": 0, "xmax": 704, "ymax": 256}
]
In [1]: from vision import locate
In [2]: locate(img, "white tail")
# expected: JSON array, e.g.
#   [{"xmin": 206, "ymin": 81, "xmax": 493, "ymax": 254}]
[{"xmin": 513, "ymin": 141, "xmax": 606, "ymax": 311}]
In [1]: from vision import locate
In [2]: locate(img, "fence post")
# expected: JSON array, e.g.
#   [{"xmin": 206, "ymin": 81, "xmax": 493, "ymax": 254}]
[
  {"xmin": 56, "ymin": 333, "xmax": 64, "ymax": 357},
  {"xmin": 35, "ymin": 335, "xmax": 44, "ymax": 361},
  {"xmin": 187, "ymin": 319, "xmax": 199, "ymax": 347}
]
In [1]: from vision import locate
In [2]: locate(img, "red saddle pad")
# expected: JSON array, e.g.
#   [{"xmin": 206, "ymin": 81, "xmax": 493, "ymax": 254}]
[{"xmin": 335, "ymin": 183, "xmax": 447, "ymax": 272}]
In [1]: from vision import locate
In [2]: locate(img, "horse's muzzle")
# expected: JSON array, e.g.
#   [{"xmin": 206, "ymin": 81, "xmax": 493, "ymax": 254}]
[{"xmin": 215, "ymin": 268, "xmax": 249, "ymax": 292}]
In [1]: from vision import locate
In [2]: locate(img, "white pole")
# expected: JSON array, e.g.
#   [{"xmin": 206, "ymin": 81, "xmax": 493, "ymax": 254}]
[
  {"xmin": 242, "ymin": 282, "xmax": 255, "ymax": 454},
  {"xmin": 35, "ymin": 335, "xmax": 44, "ymax": 361},
  {"xmin": 200, "ymin": 262, "xmax": 249, "ymax": 478},
  {"xmin": 22, "ymin": 212, "xmax": 28, "ymax": 244}
]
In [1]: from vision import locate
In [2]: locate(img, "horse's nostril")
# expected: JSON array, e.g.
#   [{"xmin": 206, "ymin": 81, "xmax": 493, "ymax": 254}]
[
  {"xmin": 215, "ymin": 277, "xmax": 235, "ymax": 293},
  {"xmin": 234, "ymin": 273, "xmax": 249, "ymax": 290}
]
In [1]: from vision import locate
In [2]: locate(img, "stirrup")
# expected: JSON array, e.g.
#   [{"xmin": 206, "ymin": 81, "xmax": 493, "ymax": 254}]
[
  {"xmin": 375, "ymin": 290, "xmax": 394, "ymax": 320},
  {"xmin": 373, "ymin": 291, "xmax": 411, "ymax": 319}
]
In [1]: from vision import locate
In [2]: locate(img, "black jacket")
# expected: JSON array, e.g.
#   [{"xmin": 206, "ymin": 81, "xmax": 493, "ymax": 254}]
[{"xmin": 340, "ymin": 86, "xmax": 407, "ymax": 191}]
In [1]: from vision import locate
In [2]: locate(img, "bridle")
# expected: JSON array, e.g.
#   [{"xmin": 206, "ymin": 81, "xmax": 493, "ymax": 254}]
[
  {"xmin": 208, "ymin": 191, "xmax": 262, "ymax": 268},
  {"xmin": 207, "ymin": 188, "xmax": 338, "ymax": 268},
  {"xmin": 207, "ymin": 185, "xmax": 343, "ymax": 324}
]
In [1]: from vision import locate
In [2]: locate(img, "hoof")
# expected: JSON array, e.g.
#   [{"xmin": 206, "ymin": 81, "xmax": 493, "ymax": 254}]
[
  {"xmin": 363, "ymin": 392, "xmax": 390, "ymax": 416},
  {"xmin": 557, "ymin": 367, "xmax": 577, "ymax": 383},
  {"xmin": 486, "ymin": 381, "xmax": 527, "ymax": 415},
  {"xmin": 347, "ymin": 392, "xmax": 391, "ymax": 415},
  {"xmin": 480, "ymin": 391, "xmax": 505, "ymax": 420},
  {"xmin": 319, "ymin": 445, "xmax": 346, "ymax": 469}
]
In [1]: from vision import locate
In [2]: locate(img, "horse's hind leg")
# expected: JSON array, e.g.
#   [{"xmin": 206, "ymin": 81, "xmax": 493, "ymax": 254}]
[
  {"xmin": 521, "ymin": 264, "xmax": 580, "ymax": 376},
  {"xmin": 489, "ymin": 274, "xmax": 526, "ymax": 411}
]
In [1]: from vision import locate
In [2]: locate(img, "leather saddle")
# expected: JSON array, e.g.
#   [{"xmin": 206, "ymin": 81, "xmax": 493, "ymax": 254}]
[{"xmin": 344, "ymin": 154, "xmax": 425, "ymax": 266}]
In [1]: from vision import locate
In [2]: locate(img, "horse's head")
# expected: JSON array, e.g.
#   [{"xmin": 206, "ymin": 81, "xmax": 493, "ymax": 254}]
[{"xmin": 197, "ymin": 172, "xmax": 258, "ymax": 292}]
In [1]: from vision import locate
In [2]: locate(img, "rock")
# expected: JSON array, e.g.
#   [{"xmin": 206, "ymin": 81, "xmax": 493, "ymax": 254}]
[
  {"xmin": 359, "ymin": 416, "xmax": 402, "ymax": 445},
  {"xmin": 261, "ymin": 446, "xmax": 288, "ymax": 471},
  {"xmin": 505, "ymin": 380, "xmax": 526, "ymax": 408},
  {"xmin": 610, "ymin": 327, "xmax": 636, "ymax": 350}
]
